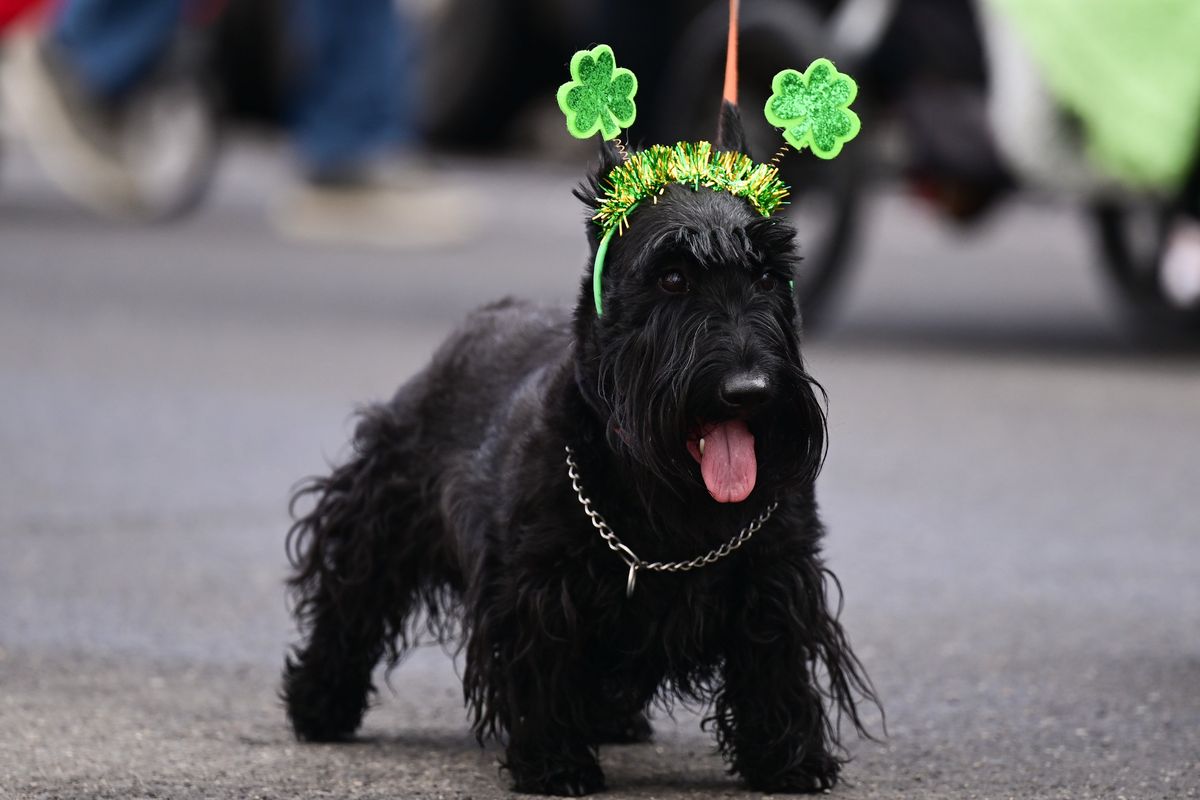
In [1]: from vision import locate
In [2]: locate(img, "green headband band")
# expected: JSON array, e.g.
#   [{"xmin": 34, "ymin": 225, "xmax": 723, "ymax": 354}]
[
  {"xmin": 589, "ymin": 141, "xmax": 790, "ymax": 315},
  {"xmin": 557, "ymin": 46, "xmax": 860, "ymax": 316}
]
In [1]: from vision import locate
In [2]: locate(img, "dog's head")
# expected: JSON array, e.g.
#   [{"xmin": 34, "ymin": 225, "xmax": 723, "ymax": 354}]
[{"xmin": 573, "ymin": 106, "xmax": 826, "ymax": 505}]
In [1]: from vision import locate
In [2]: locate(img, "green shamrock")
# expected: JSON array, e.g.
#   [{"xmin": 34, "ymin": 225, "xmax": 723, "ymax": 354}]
[
  {"xmin": 764, "ymin": 58, "xmax": 860, "ymax": 159},
  {"xmin": 556, "ymin": 44, "xmax": 638, "ymax": 141}
]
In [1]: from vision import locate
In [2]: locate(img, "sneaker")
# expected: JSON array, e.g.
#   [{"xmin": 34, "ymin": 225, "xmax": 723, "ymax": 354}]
[
  {"xmin": 271, "ymin": 160, "xmax": 481, "ymax": 249},
  {"xmin": 0, "ymin": 29, "xmax": 141, "ymax": 217}
]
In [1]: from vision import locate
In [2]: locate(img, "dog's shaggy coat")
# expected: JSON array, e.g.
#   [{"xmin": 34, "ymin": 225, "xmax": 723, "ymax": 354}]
[{"xmin": 283, "ymin": 106, "xmax": 876, "ymax": 796}]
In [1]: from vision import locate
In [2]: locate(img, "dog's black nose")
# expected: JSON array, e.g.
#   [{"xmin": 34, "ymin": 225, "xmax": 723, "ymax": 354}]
[{"xmin": 720, "ymin": 371, "xmax": 771, "ymax": 409}]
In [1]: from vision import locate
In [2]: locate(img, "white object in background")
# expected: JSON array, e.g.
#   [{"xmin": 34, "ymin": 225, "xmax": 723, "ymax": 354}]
[
  {"xmin": 976, "ymin": 0, "xmax": 1122, "ymax": 199},
  {"xmin": 1160, "ymin": 220, "xmax": 1200, "ymax": 309}
]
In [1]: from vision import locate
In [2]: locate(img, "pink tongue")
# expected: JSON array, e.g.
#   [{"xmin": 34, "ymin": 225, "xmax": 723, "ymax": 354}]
[{"xmin": 700, "ymin": 419, "xmax": 757, "ymax": 503}]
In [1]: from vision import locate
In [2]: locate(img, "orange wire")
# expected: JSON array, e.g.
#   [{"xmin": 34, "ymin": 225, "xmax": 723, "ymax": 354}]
[{"xmin": 723, "ymin": 0, "xmax": 739, "ymax": 104}]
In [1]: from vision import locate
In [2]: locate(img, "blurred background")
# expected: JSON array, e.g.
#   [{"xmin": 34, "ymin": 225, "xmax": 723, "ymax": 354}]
[{"xmin": 1, "ymin": 1, "xmax": 1197, "ymax": 798}]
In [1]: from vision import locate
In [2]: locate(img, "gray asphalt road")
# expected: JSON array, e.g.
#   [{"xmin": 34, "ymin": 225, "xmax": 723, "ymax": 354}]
[{"xmin": 2, "ymin": 142, "xmax": 1198, "ymax": 800}]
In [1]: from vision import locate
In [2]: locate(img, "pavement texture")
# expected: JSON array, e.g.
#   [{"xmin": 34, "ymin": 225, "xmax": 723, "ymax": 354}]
[{"xmin": 1, "ymin": 141, "xmax": 1198, "ymax": 799}]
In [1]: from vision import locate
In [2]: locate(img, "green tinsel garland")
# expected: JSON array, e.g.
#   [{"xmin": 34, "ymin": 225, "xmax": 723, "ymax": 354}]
[{"xmin": 593, "ymin": 141, "xmax": 790, "ymax": 233}]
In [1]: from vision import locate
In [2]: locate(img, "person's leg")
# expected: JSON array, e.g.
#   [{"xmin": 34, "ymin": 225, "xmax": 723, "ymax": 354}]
[
  {"xmin": 51, "ymin": 0, "xmax": 186, "ymax": 98},
  {"xmin": 271, "ymin": 0, "xmax": 479, "ymax": 248},
  {"xmin": 287, "ymin": 0, "xmax": 414, "ymax": 178}
]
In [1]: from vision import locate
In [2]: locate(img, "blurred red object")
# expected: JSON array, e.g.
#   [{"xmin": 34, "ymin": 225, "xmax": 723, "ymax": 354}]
[
  {"xmin": 1, "ymin": 1, "xmax": 226, "ymax": 30},
  {"xmin": 0, "ymin": 0, "xmax": 49, "ymax": 30}
]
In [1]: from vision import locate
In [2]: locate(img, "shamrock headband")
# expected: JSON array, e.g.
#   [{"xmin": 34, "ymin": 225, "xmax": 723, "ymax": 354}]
[{"xmin": 558, "ymin": 42, "xmax": 861, "ymax": 315}]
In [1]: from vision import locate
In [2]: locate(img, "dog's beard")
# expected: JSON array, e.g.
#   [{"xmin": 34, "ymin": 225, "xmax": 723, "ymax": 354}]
[{"xmin": 594, "ymin": 301, "xmax": 826, "ymax": 504}]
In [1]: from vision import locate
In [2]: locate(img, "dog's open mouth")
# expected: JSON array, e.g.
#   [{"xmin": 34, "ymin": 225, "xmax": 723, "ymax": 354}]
[{"xmin": 686, "ymin": 420, "xmax": 756, "ymax": 504}]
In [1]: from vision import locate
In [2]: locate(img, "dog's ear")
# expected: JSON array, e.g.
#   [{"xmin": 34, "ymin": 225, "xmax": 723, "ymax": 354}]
[
  {"xmin": 715, "ymin": 100, "xmax": 751, "ymax": 157},
  {"xmin": 573, "ymin": 139, "xmax": 623, "ymax": 247}
]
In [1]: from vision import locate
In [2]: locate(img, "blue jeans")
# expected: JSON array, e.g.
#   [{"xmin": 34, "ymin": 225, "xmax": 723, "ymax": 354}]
[{"xmin": 52, "ymin": 0, "xmax": 413, "ymax": 173}]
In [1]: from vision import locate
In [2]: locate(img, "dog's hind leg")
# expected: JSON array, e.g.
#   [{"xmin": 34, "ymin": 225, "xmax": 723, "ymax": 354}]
[{"xmin": 282, "ymin": 405, "xmax": 452, "ymax": 742}]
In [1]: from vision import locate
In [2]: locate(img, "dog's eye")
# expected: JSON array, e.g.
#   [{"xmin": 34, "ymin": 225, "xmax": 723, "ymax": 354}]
[
  {"xmin": 658, "ymin": 270, "xmax": 689, "ymax": 294},
  {"xmin": 754, "ymin": 272, "xmax": 779, "ymax": 292}
]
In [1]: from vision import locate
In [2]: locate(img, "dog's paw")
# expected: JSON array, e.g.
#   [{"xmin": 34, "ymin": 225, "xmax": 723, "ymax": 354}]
[
  {"xmin": 511, "ymin": 761, "xmax": 606, "ymax": 796},
  {"xmin": 283, "ymin": 684, "xmax": 364, "ymax": 743},
  {"xmin": 744, "ymin": 754, "xmax": 840, "ymax": 794},
  {"xmin": 593, "ymin": 711, "xmax": 653, "ymax": 744},
  {"xmin": 285, "ymin": 695, "xmax": 362, "ymax": 743},
  {"xmin": 282, "ymin": 668, "xmax": 366, "ymax": 742}
]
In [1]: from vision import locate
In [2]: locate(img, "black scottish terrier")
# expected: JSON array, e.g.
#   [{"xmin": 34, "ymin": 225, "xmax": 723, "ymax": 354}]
[{"xmin": 282, "ymin": 106, "xmax": 876, "ymax": 796}]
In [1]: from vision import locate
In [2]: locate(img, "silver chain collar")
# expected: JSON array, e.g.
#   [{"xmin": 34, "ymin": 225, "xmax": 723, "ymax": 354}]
[{"xmin": 564, "ymin": 445, "xmax": 779, "ymax": 597}]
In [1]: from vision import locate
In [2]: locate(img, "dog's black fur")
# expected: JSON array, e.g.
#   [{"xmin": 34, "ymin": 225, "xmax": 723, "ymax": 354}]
[{"xmin": 282, "ymin": 105, "xmax": 876, "ymax": 796}]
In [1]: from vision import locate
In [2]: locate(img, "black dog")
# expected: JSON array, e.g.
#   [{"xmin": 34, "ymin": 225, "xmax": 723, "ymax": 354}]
[{"xmin": 282, "ymin": 106, "xmax": 876, "ymax": 795}]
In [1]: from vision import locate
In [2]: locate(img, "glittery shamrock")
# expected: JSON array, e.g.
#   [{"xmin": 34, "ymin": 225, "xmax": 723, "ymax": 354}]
[
  {"xmin": 764, "ymin": 58, "xmax": 860, "ymax": 159},
  {"xmin": 556, "ymin": 44, "xmax": 638, "ymax": 141}
]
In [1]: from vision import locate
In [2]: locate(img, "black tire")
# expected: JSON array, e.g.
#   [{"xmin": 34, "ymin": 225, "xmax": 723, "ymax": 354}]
[
  {"xmin": 660, "ymin": 0, "xmax": 865, "ymax": 330},
  {"xmin": 1092, "ymin": 202, "xmax": 1200, "ymax": 342}
]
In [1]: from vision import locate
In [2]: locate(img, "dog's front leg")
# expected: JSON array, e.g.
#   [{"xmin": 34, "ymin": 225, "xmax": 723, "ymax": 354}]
[
  {"xmin": 482, "ymin": 585, "xmax": 605, "ymax": 795},
  {"xmin": 506, "ymin": 700, "xmax": 605, "ymax": 798},
  {"xmin": 714, "ymin": 559, "xmax": 846, "ymax": 793}
]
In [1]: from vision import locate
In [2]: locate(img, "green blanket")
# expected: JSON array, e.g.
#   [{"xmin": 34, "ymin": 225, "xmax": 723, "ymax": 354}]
[{"xmin": 986, "ymin": 0, "xmax": 1200, "ymax": 190}]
